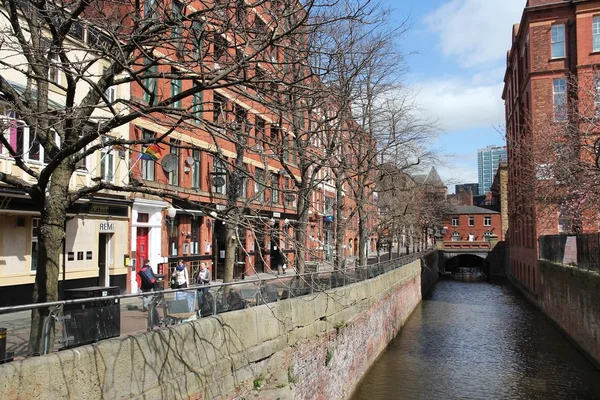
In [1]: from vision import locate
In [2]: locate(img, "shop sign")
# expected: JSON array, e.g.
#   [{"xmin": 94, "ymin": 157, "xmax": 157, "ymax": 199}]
[{"xmin": 99, "ymin": 221, "xmax": 115, "ymax": 233}]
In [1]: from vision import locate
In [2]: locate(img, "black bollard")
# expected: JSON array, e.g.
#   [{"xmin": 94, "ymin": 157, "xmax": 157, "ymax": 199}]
[{"xmin": 0, "ymin": 327, "xmax": 6, "ymax": 363}]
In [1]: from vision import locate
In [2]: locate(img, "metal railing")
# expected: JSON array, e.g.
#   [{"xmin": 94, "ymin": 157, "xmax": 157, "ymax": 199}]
[{"xmin": 0, "ymin": 251, "xmax": 426, "ymax": 362}]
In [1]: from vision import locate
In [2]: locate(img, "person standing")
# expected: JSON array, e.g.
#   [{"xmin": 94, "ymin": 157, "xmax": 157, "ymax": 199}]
[
  {"xmin": 138, "ymin": 259, "xmax": 158, "ymax": 311},
  {"xmin": 171, "ymin": 259, "xmax": 189, "ymax": 289},
  {"xmin": 196, "ymin": 262, "xmax": 210, "ymax": 297}
]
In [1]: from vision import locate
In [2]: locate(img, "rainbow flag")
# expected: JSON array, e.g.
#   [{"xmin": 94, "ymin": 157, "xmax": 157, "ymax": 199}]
[{"xmin": 141, "ymin": 144, "xmax": 162, "ymax": 161}]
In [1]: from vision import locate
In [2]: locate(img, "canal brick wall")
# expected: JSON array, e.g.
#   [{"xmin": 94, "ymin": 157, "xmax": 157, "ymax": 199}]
[
  {"xmin": 537, "ymin": 261, "xmax": 600, "ymax": 369},
  {"xmin": 0, "ymin": 257, "xmax": 426, "ymax": 400}
]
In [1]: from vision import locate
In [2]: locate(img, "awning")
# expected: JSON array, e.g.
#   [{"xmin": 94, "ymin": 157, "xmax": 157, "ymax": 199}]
[{"xmin": 176, "ymin": 209, "xmax": 204, "ymax": 216}]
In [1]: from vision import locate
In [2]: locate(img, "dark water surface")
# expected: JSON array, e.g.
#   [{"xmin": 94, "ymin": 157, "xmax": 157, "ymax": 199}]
[{"xmin": 352, "ymin": 280, "xmax": 600, "ymax": 400}]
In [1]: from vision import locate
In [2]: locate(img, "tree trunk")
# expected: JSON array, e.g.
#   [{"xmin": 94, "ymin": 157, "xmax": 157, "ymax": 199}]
[
  {"xmin": 223, "ymin": 223, "xmax": 237, "ymax": 284},
  {"xmin": 358, "ymin": 210, "xmax": 367, "ymax": 267},
  {"xmin": 223, "ymin": 138, "xmax": 246, "ymax": 284},
  {"xmin": 28, "ymin": 162, "xmax": 71, "ymax": 355},
  {"xmin": 334, "ymin": 182, "xmax": 344, "ymax": 271},
  {"xmin": 294, "ymin": 185, "xmax": 309, "ymax": 274}
]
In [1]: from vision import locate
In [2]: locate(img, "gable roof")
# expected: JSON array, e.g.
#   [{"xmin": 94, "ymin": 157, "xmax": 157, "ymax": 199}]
[
  {"xmin": 412, "ymin": 167, "xmax": 446, "ymax": 188},
  {"xmin": 449, "ymin": 205, "xmax": 500, "ymax": 215}
]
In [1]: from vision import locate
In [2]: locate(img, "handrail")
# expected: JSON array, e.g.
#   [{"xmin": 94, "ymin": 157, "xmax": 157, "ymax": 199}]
[{"xmin": 0, "ymin": 252, "xmax": 425, "ymax": 315}]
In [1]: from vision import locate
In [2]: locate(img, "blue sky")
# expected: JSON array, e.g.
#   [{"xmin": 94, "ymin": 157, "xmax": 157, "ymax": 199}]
[{"xmin": 382, "ymin": 0, "xmax": 525, "ymax": 192}]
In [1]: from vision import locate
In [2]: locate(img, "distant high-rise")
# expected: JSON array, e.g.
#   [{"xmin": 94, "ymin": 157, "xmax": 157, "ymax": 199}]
[
  {"xmin": 455, "ymin": 183, "xmax": 479, "ymax": 195},
  {"xmin": 477, "ymin": 145, "xmax": 507, "ymax": 195}
]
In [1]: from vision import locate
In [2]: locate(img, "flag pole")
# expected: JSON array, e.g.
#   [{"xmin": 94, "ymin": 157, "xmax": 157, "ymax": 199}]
[{"xmin": 122, "ymin": 153, "xmax": 143, "ymax": 185}]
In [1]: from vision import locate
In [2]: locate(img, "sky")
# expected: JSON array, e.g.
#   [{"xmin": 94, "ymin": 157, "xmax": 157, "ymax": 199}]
[{"xmin": 382, "ymin": 0, "xmax": 525, "ymax": 192}]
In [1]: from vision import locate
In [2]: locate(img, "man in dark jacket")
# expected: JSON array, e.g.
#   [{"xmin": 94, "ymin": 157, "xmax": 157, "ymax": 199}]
[{"xmin": 138, "ymin": 259, "xmax": 158, "ymax": 311}]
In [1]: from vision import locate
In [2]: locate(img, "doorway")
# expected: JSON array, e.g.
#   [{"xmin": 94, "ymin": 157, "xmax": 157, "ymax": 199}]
[
  {"xmin": 213, "ymin": 220, "xmax": 226, "ymax": 280},
  {"xmin": 254, "ymin": 225, "xmax": 265, "ymax": 273},
  {"xmin": 136, "ymin": 227, "xmax": 149, "ymax": 288},
  {"xmin": 98, "ymin": 233, "xmax": 111, "ymax": 287}
]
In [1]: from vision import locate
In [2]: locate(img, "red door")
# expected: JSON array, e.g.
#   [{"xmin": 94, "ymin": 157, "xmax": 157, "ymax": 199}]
[{"xmin": 136, "ymin": 227, "xmax": 149, "ymax": 287}]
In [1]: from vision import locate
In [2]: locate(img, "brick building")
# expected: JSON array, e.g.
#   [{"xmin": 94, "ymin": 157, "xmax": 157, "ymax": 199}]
[
  {"xmin": 442, "ymin": 206, "xmax": 503, "ymax": 247},
  {"xmin": 0, "ymin": 0, "xmax": 379, "ymax": 305},
  {"xmin": 503, "ymin": 0, "xmax": 600, "ymax": 294}
]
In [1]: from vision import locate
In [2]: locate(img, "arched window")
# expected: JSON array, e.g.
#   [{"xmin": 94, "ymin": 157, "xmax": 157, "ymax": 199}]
[{"xmin": 451, "ymin": 232, "xmax": 460, "ymax": 241}]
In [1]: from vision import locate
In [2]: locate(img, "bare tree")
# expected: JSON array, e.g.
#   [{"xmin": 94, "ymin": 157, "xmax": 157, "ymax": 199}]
[{"xmin": 0, "ymin": 0, "xmax": 373, "ymax": 354}]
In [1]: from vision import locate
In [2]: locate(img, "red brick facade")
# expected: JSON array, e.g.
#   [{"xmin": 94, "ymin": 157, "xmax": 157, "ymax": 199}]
[
  {"xmin": 503, "ymin": 0, "xmax": 600, "ymax": 294},
  {"xmin": 442, "ymin": 206, "xmax": 502, "ymax": 249}
]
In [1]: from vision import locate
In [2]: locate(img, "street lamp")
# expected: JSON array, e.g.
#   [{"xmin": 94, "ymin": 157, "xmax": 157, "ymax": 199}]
[{"xmin": 208, "ymin": 211, "xmax": 217, "ymax": 278}]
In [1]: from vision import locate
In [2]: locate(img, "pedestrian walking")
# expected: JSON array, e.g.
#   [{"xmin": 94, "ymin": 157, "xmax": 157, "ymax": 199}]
[
  {"xmin": 138, "ymin": 259, "xmax": 158, "ymax": 311},
  {"xmin": 171, "ymin": 259, "xmax": 189, "ymax": 289}
]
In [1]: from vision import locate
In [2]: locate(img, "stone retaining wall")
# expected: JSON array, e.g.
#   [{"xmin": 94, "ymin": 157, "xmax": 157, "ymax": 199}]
[
  {"xmin": 0, "ymin": 258, "xmax": 425, "ymax": 400},
  {"xmin": 537, "ymin": 261, "xmax": 600, "ymax": 369}
]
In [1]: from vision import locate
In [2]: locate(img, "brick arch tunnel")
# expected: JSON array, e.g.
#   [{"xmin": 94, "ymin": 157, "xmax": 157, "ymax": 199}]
[{"xmin": 445, "ymin": 254, "xmax": 490, "ymax": 278}]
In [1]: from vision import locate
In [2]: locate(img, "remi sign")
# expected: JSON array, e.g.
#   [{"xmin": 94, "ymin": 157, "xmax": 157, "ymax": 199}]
[{"xmin": 99, "ymin": 221, "xmax": 115, "ymax": 233}]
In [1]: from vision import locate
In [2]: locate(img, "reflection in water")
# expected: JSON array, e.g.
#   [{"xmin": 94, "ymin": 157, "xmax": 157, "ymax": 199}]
[{"xmin": 352, "ymin": 280, "xmax": 600, "ymax": 400}]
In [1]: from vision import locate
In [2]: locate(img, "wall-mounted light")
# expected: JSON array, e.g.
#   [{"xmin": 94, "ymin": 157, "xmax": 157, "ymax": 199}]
[{"xmin": 167, "ymin": 206, "xmax": 177, "ymax": 219}]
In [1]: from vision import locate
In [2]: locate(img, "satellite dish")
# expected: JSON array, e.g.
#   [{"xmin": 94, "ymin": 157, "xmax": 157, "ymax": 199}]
[
  {"xmin": 186, "ymin": 156, "xmax": 195, "ymax": 166},
  {"xmin": 161, "ymin": 153, "xmax": 179, "ymax": 172}
]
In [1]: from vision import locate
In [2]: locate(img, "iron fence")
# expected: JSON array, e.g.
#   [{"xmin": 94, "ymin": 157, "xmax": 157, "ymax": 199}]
[
  {"xmin": 539, "ymin": 234, "xmax": 600, "ymax": 273},
  {"xmin": 0, "ymin": 251, "xmax": 426, "ymax": 362}
]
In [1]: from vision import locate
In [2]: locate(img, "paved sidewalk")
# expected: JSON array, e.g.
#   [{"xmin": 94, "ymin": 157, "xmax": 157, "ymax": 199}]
[{"xmin": 0, "ymin": 253, "xmax": 415, "ymax": 359}]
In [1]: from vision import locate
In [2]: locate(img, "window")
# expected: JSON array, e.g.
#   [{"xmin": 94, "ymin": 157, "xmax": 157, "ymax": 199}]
[
  {"xmin": 141, "ymin": 130, "xmax": 155, "ymax": 181},
  {"xmin": 3, "ymin": 120, "xmax": 61, "ymax": 163},
  {"xmin": 255, "ymin": 117, "xmax": 265, "ymax": 148},
  {"xmin": 468, "ymin": 216, "xmax": 474, "ymax": 227},
  {"xmin": 191, "ymin": 216, "xmax": 201, "ymax": 254},
  {"xmin": 594, "ymin": 16, "xmax": 600, "ymax": 52},
  {"xmin": 169, "ymin": 216, "xmax": 179, "ymax": 256},
  {"xmin": 191, "ymin": 21, "xmax": 204, "ymax": 59},
  {"xmin": 168, "ymin": 140, "xmax": 179, "ymax": 186},
  {"xmin": 255, "ymin": 168, "xmax": 265, "ymax": 202},
  {"xmin": 270, "ymin": 124, "xmax": 280, "ymax": 147},
  {"xmin": 551, "ymin": 24, "xmax": 565, "ymax": 58},
  {"xmin": 100, "ymin": 149, "xmax": 114, "ymax": 182},
  {"xmin": 451, "ymin": 232, "xmax": 460, "ymax": 242},
  {"xmin": 271, "ymin": 173, "xmax": 280, "ymax": 204},
  {"xmin": 171, "ymin": 69, "xmax": 181, "ymax": 109},
  {"xmin": 193, "ymin": 81, "xmax": 203, "ymax": 119},
  {"xmin": 213, "ymin": 93, "xmax": 227, "ymax": 125},
  {"xmin": 172, "ymin": 0, "xmax": 183, "ymax": 43},
  {"xmin": 484, "ymin": 216, "xmax": 492, "ymax": 226},
  {"xmin": 553, "ymin": 78, "xmax": 567, "ymax": 121},
  {"xmin": 191, "ymin": 149, "xmax": 201, "ymax": 189},
  {"xmin": 240, "ymin": 168, "xmax": 247, "ymax": 198},
  {"xmin": 103, "ymin": 67, "xmax": 116, "ymax": 103},
  {"xmin": 70, "ymin": 21, "xmax": 84, "ymax": 41},
  {"xmin": 143, "ymin": 59, "xmax": 158, "ymax": 105},
  {"xmin": 484, "ymin": 231, "xmax": 492, "ymax": 241},
  {"xmin": 212, "ymin": 158, "xmax": 227, "ymax": 194},
  {"xmin": 31, "ymin": 218, "xmax": 40, "ymax": 272},
  {"xmin": 48, "ymin": 53, "xmax": 60, "ymax": 84},
  {"xmin": 214, "ymin": 33, "xmax": 228, "ymax": 62},
  {"xmin": 144, "ymin": 0, "xmax": 156, "ymax": 17},
  {"xmin": 451, "ymin": 217, "xmax": 459, "ymax": 227}
]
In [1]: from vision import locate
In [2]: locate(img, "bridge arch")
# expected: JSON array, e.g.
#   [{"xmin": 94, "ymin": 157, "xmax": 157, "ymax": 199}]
[{"xmin": 444, "ymin": 253, "xmax": 490, "ymax": 277}]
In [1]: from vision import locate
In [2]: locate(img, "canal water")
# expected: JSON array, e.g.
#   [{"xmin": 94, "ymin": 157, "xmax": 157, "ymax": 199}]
[{"xmin": 352, "ymin": 280, "xmax": 600, "ymax": 400}]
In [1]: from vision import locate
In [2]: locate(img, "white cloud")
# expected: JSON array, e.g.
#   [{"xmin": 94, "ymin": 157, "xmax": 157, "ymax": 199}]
[
  {"xmin": 436, "ymin": 158, "xmax": 479, "ymax": 194},
  {"xmin": 411, "ymin": 78, "xmax": 505, "ymax": 132},
  {"xmin": 424, "ymin": 0, "xmax": 524, "ymax": 67}
]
